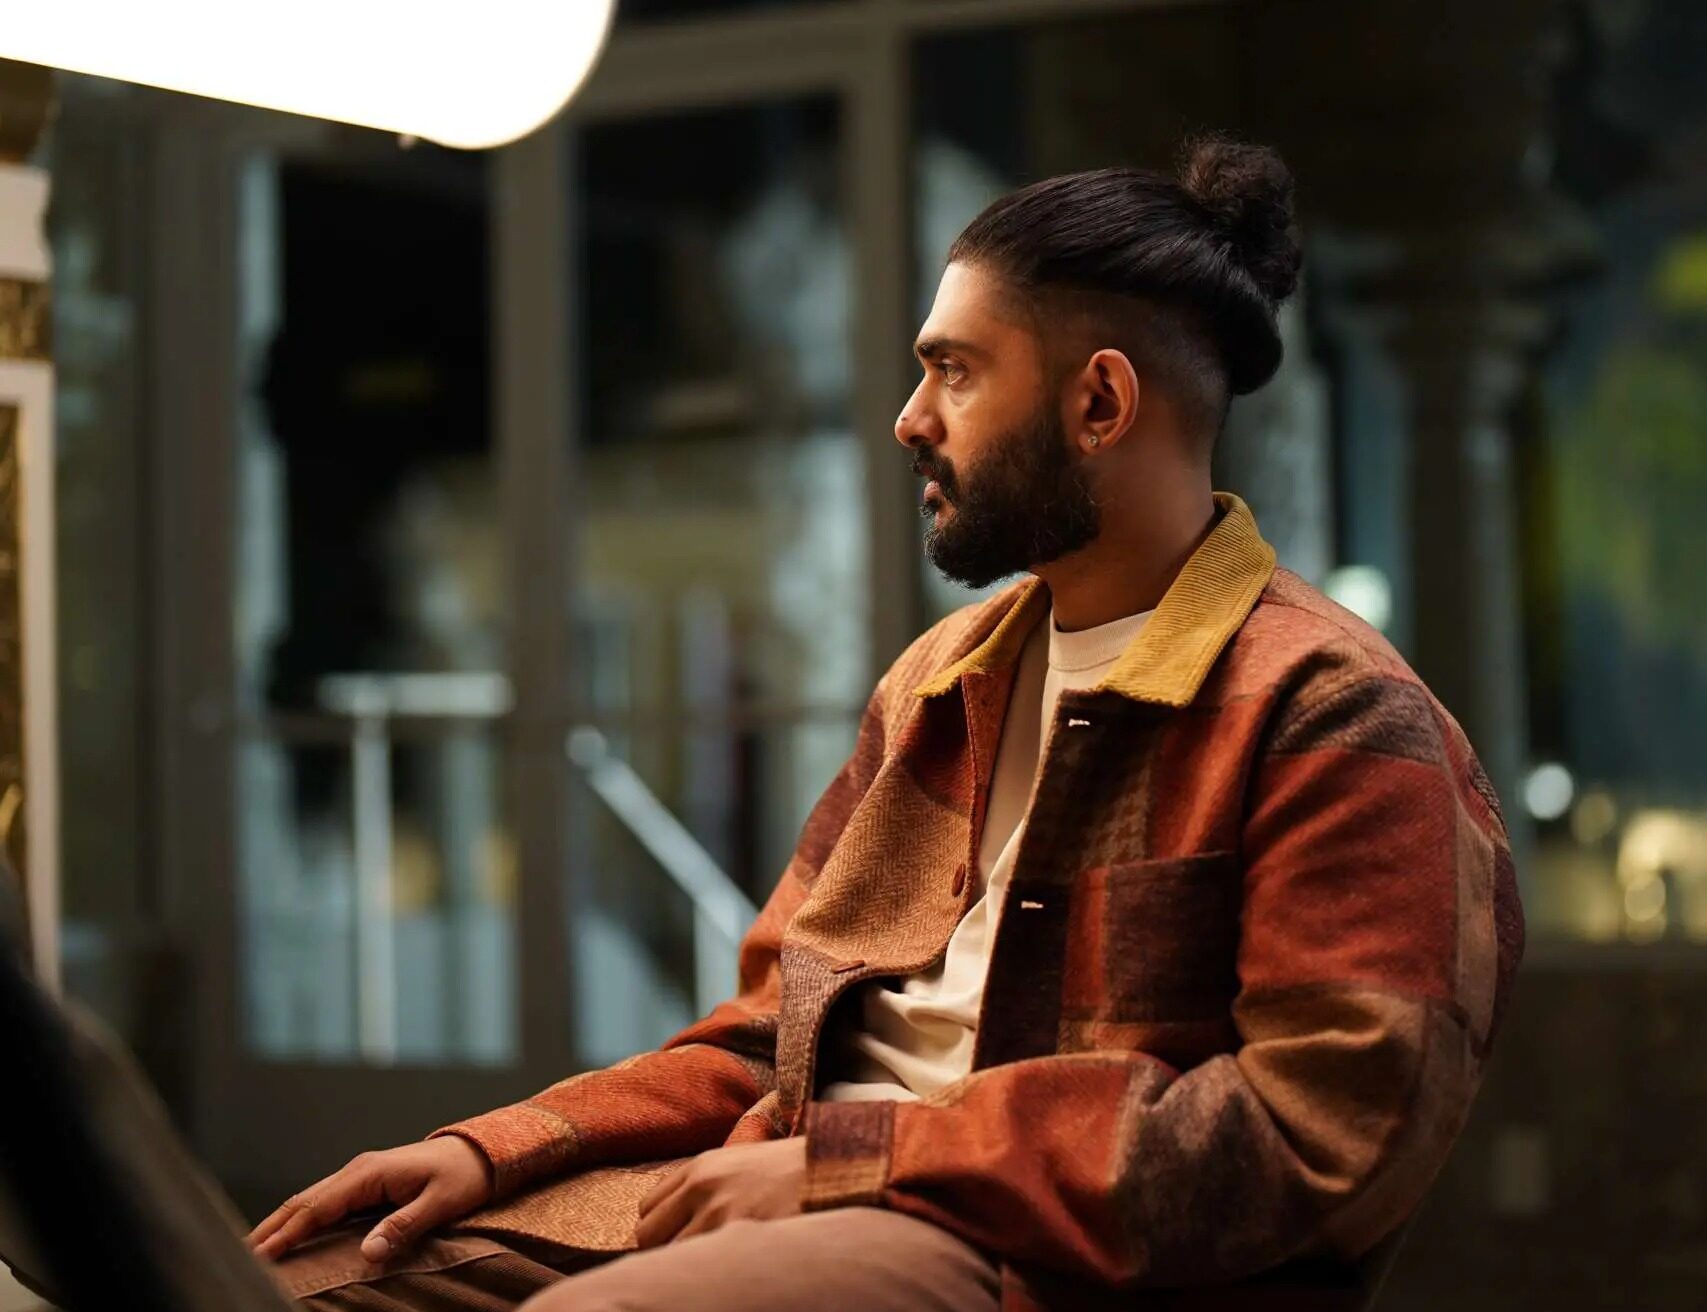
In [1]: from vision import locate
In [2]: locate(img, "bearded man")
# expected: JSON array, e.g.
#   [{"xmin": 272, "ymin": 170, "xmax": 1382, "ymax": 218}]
[{"xmin": 253, "ymin": 136, "xmax": 1524, "ymax": 1312}]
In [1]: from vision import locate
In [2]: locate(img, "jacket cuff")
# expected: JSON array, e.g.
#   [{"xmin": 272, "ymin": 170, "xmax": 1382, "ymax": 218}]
[
  {"xmin": 802, "ymin": 1099, "xmax": 894, "ymax": 1210},
  {"xmin": 428, "ymin": 1104, "xmax": 577, "ymax": 1200}
]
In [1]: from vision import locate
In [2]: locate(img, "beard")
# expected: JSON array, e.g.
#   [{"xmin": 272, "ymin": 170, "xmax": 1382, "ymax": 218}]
[{"xmin": 915, "ymin": 404, "xmax": 1101, "ymax": 589}]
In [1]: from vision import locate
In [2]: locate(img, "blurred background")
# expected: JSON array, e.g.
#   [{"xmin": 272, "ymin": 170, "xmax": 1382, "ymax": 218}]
[{"xmin": 11, "ymin": 0, "xmax": 1707, "ymax": 1305}]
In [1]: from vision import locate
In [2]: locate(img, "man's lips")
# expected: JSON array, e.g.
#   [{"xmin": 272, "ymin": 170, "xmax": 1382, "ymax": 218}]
[{"xmin": 916, "ymin": 463, "xmax": 949, "ymax": 502}]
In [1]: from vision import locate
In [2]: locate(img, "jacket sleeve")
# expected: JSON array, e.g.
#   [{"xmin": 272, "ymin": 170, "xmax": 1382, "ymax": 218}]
[
  {"xmin": 802, "ymin": 673, "xmax": 1525, "ymax": 1287},
  {"xmin": 434, "ymin": 682, "xmax": 891, "ymax": 1200}
]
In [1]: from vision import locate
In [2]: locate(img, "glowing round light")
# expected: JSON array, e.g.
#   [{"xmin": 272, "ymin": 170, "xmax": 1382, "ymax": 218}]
[
  {"xmin": 1570, "ymin": 788, "xmax": 1617, "ymax": 846},
  {"xmin": 3, "ymin": 1, "xmax": 616, "ymax": 149},
  {"xmin": 1624, "ymin": 876, "xmax": 1666, "ymax": 922},
  {"xmin": 1522, "ymin": 761, "xmax": 1575, "ymax": 822},
  {"xmin": 1322, "ymin": 564, "xmax": 1393, "ymax": 633}
]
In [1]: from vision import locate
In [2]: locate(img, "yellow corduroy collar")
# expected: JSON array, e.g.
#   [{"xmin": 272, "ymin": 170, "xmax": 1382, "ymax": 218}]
[{"xmin": 912, "ymin": 491, "xmax": 1277, "ymax": 707}]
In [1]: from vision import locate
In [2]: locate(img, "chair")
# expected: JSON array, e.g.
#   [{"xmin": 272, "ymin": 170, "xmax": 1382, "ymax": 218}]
[{"xmin": 0, "ymin": 869, "xmax": 296, "ymax": 1311}]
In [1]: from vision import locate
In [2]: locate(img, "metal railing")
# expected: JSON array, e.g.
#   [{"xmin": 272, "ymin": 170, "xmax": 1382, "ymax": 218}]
[
  {"xmin": 566, "ymin": 727, "xmax": 757, "ymax": 1015},
  {"xmin": 316, "ymin": 672, "xmax": 757, "ymax": 1062}
]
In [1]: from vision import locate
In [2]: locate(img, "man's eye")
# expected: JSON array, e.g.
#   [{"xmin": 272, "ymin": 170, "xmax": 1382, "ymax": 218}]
[{"xmin": 939, "ymin": 360, "xmax": 967, "ymax": 383}]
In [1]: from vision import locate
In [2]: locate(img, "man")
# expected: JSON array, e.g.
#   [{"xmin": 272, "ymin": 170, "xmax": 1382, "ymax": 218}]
[{"xmin": 253, "ymin": 136, "xmax": 1524, "ymax": 1312}]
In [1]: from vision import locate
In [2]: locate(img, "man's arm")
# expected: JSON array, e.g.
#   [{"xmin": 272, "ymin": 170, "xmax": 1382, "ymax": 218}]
[
  {"xmin": 801, "ymin": 674, "xmax": 1524, "ymax": 1287},
  {"xmin": 431, "ymin": 680, "xmax": 891, "ymax": 1200}
]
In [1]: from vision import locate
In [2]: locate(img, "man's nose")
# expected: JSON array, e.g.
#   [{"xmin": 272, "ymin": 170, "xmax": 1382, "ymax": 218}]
[{"xmin": 894, "ymin": 382, "xmax": 942, "ymax": 449}]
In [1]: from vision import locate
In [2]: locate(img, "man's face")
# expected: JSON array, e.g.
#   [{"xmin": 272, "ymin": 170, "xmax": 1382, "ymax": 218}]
[{"xmin": 896, "ymin": 262, "xmax": 1100, "ymax": 589}]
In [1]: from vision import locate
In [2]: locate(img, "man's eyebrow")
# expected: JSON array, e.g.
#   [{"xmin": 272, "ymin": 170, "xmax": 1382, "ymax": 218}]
[{"xmin": 913, "ymin": 335, "xmax": 988, "ymax": 363}]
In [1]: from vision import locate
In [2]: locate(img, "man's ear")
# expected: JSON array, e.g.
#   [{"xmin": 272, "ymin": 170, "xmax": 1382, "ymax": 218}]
[{"xmin": 1076, "ymin": 348, "xmax": 1140, "ymax": 453}]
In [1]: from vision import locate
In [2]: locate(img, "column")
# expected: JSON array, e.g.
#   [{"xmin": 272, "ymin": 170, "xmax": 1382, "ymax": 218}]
[
  {"xmin": 0, "ymin": 58, "xmax": 59, "ymax": 983},
  {"xmin": 1315, "ymin": 238, "xmax": 1569, "ymax": 878}
]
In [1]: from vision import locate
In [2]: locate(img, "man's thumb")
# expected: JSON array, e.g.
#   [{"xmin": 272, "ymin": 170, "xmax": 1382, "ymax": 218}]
[{"xmin": 361, "ymin": 1193, "xmax": 441, "ymax": 1263}]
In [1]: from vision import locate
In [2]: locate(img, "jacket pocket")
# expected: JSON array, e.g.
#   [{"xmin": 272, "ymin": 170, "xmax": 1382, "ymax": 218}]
[{"xmin": 1060, "ymin": 851, "xmax": 1242, "ymax": 1028}]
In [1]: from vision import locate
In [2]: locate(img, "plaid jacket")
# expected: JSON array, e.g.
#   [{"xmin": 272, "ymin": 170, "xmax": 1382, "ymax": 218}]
[{"xmin": 438, "ymin": 492, "xmax": 1525, "ymax": 1309}]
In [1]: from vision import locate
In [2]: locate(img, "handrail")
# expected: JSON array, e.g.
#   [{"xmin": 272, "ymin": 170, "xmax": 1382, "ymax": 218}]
[
  {"xmin": 312, "ymin": 672, "xmax": 756, "ymax": 1054},
  {"xmin": 566, "ymin": 727, "xmax": 758, "ymax": 1015}
]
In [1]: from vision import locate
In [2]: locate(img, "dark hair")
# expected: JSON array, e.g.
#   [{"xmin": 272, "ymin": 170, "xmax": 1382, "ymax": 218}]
[{"xmin": 947, "ymin": 135, "xmax": 1303, "ymax": 428}]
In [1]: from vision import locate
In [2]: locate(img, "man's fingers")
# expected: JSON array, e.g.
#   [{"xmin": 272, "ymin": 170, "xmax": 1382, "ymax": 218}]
[
  {"xmin": 249, "ymin": 1186, "xmax": 336, "ymax": 1250},
  {"xmin": 252, "ymin": 1195, "xmax": 337, "ymax": 1261},
  {"xmin": 636, "ymin": 1163, "xmax": 691, "ymax": 1218},
  {"xmin": 251, "ymin": 1163, "xmax": 386, "ymax": 1261},
  {"xmin": 246, "ymin": 1199, "xmax": 300, "ymax": 1250},
  {"xmin": 672, "ymin": 1203, "xmax": 729, "ymax": 1243},
  {"xmin": 633, "ymin": 1177, "xmax": 699, "ymax": 1249}
]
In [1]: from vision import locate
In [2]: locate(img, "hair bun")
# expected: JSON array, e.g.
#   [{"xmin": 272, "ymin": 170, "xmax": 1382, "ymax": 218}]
[{"xmin": 1180, "ymin": 135, "xmax": 1302, "ymax": 305}]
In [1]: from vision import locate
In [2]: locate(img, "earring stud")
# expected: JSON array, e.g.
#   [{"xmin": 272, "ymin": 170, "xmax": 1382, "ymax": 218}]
[{"xmin": 1087, "ymin": 434, "xmax": 1101, "ymax": 448}]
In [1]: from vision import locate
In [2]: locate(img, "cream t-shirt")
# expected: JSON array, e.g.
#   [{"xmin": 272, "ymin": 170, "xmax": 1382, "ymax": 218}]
[{"xmin": 819, "ymin": 603, "xmax": 1153, "ymax": 1103}]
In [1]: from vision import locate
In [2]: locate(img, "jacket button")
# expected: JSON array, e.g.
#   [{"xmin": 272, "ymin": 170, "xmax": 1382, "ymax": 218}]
[{"xmin": 951, "ymin": 863, "xmax": 967, "ymax": 896}]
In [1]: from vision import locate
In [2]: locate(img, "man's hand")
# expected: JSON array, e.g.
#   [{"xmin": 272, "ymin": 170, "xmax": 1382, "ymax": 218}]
[
  {"xmin": 634, "ymin": 1138, "xmax": 808, "ymax": 1248},
  {"xmin": 246, "ymin": 1137, "xmax": 494, "ymax": 1265}
]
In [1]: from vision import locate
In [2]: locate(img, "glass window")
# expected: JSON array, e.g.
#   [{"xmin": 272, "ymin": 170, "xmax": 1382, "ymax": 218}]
[
  {"xmin": 239, "ymin": 153, "xmax": 499, "ymax": 705},
  {"xmin": 234, "ymin": 147, "xmax": 516, "ymax": 1064},
  {"xmin": 238, "ymin": 732, "xmax": 515, "ymax": 1065},
  {"xmin": 568, "ymin": 99, "xmax": 863, "ymax": 1051}
]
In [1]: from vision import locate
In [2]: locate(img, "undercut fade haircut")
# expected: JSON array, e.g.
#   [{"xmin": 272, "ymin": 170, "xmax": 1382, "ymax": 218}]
[{"xmin": 947, "ymin": 135, "xmax": 1303, "ymax": 442}]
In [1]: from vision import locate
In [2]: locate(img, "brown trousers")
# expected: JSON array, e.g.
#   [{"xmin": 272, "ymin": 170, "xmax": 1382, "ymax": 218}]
[{"xmin": 277, "ymin": 1207, "xmax": 1001, "ymax": 1312}]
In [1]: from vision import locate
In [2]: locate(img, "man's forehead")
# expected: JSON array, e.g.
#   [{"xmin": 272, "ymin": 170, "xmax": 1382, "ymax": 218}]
[{"xmin": 916, "ymin": 262, "xmax": 1030, "ymax": 355}]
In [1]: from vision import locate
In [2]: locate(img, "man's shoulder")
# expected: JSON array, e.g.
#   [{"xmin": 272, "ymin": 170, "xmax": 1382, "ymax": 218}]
[
  {"xmin": 1213, "ymin": 566, "xmax": 1483, "ymax": 773},
  {"xmin": 1237, "ymin": 569, "xmax": 1508, "ymax": 840},
  {"xmin": 1230, "ymin": 566, "xmax": 1421, "ymax": 691}
]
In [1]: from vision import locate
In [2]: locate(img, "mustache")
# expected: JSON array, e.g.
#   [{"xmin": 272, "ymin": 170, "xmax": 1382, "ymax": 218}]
[{"xmin": 910, "ymin": 452, "xmax": 956, "ymax": 497}]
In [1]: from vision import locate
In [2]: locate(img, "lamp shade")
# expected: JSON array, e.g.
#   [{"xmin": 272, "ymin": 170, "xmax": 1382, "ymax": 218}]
[{"xmin": 2, "ymin": 1, "xmax": 616, "ymax": 149}]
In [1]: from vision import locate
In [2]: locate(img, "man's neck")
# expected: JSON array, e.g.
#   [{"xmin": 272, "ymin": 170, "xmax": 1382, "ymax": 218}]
[{"xmin": 1033, "ymin": 488, "xmax": 1217, "ymax": 632}]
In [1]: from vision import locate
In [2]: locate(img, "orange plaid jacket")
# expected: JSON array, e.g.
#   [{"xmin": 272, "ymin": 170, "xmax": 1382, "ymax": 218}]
[{"xmin": 437, "ymin": 493, "xmax": 1524, "ymax": 1310}]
